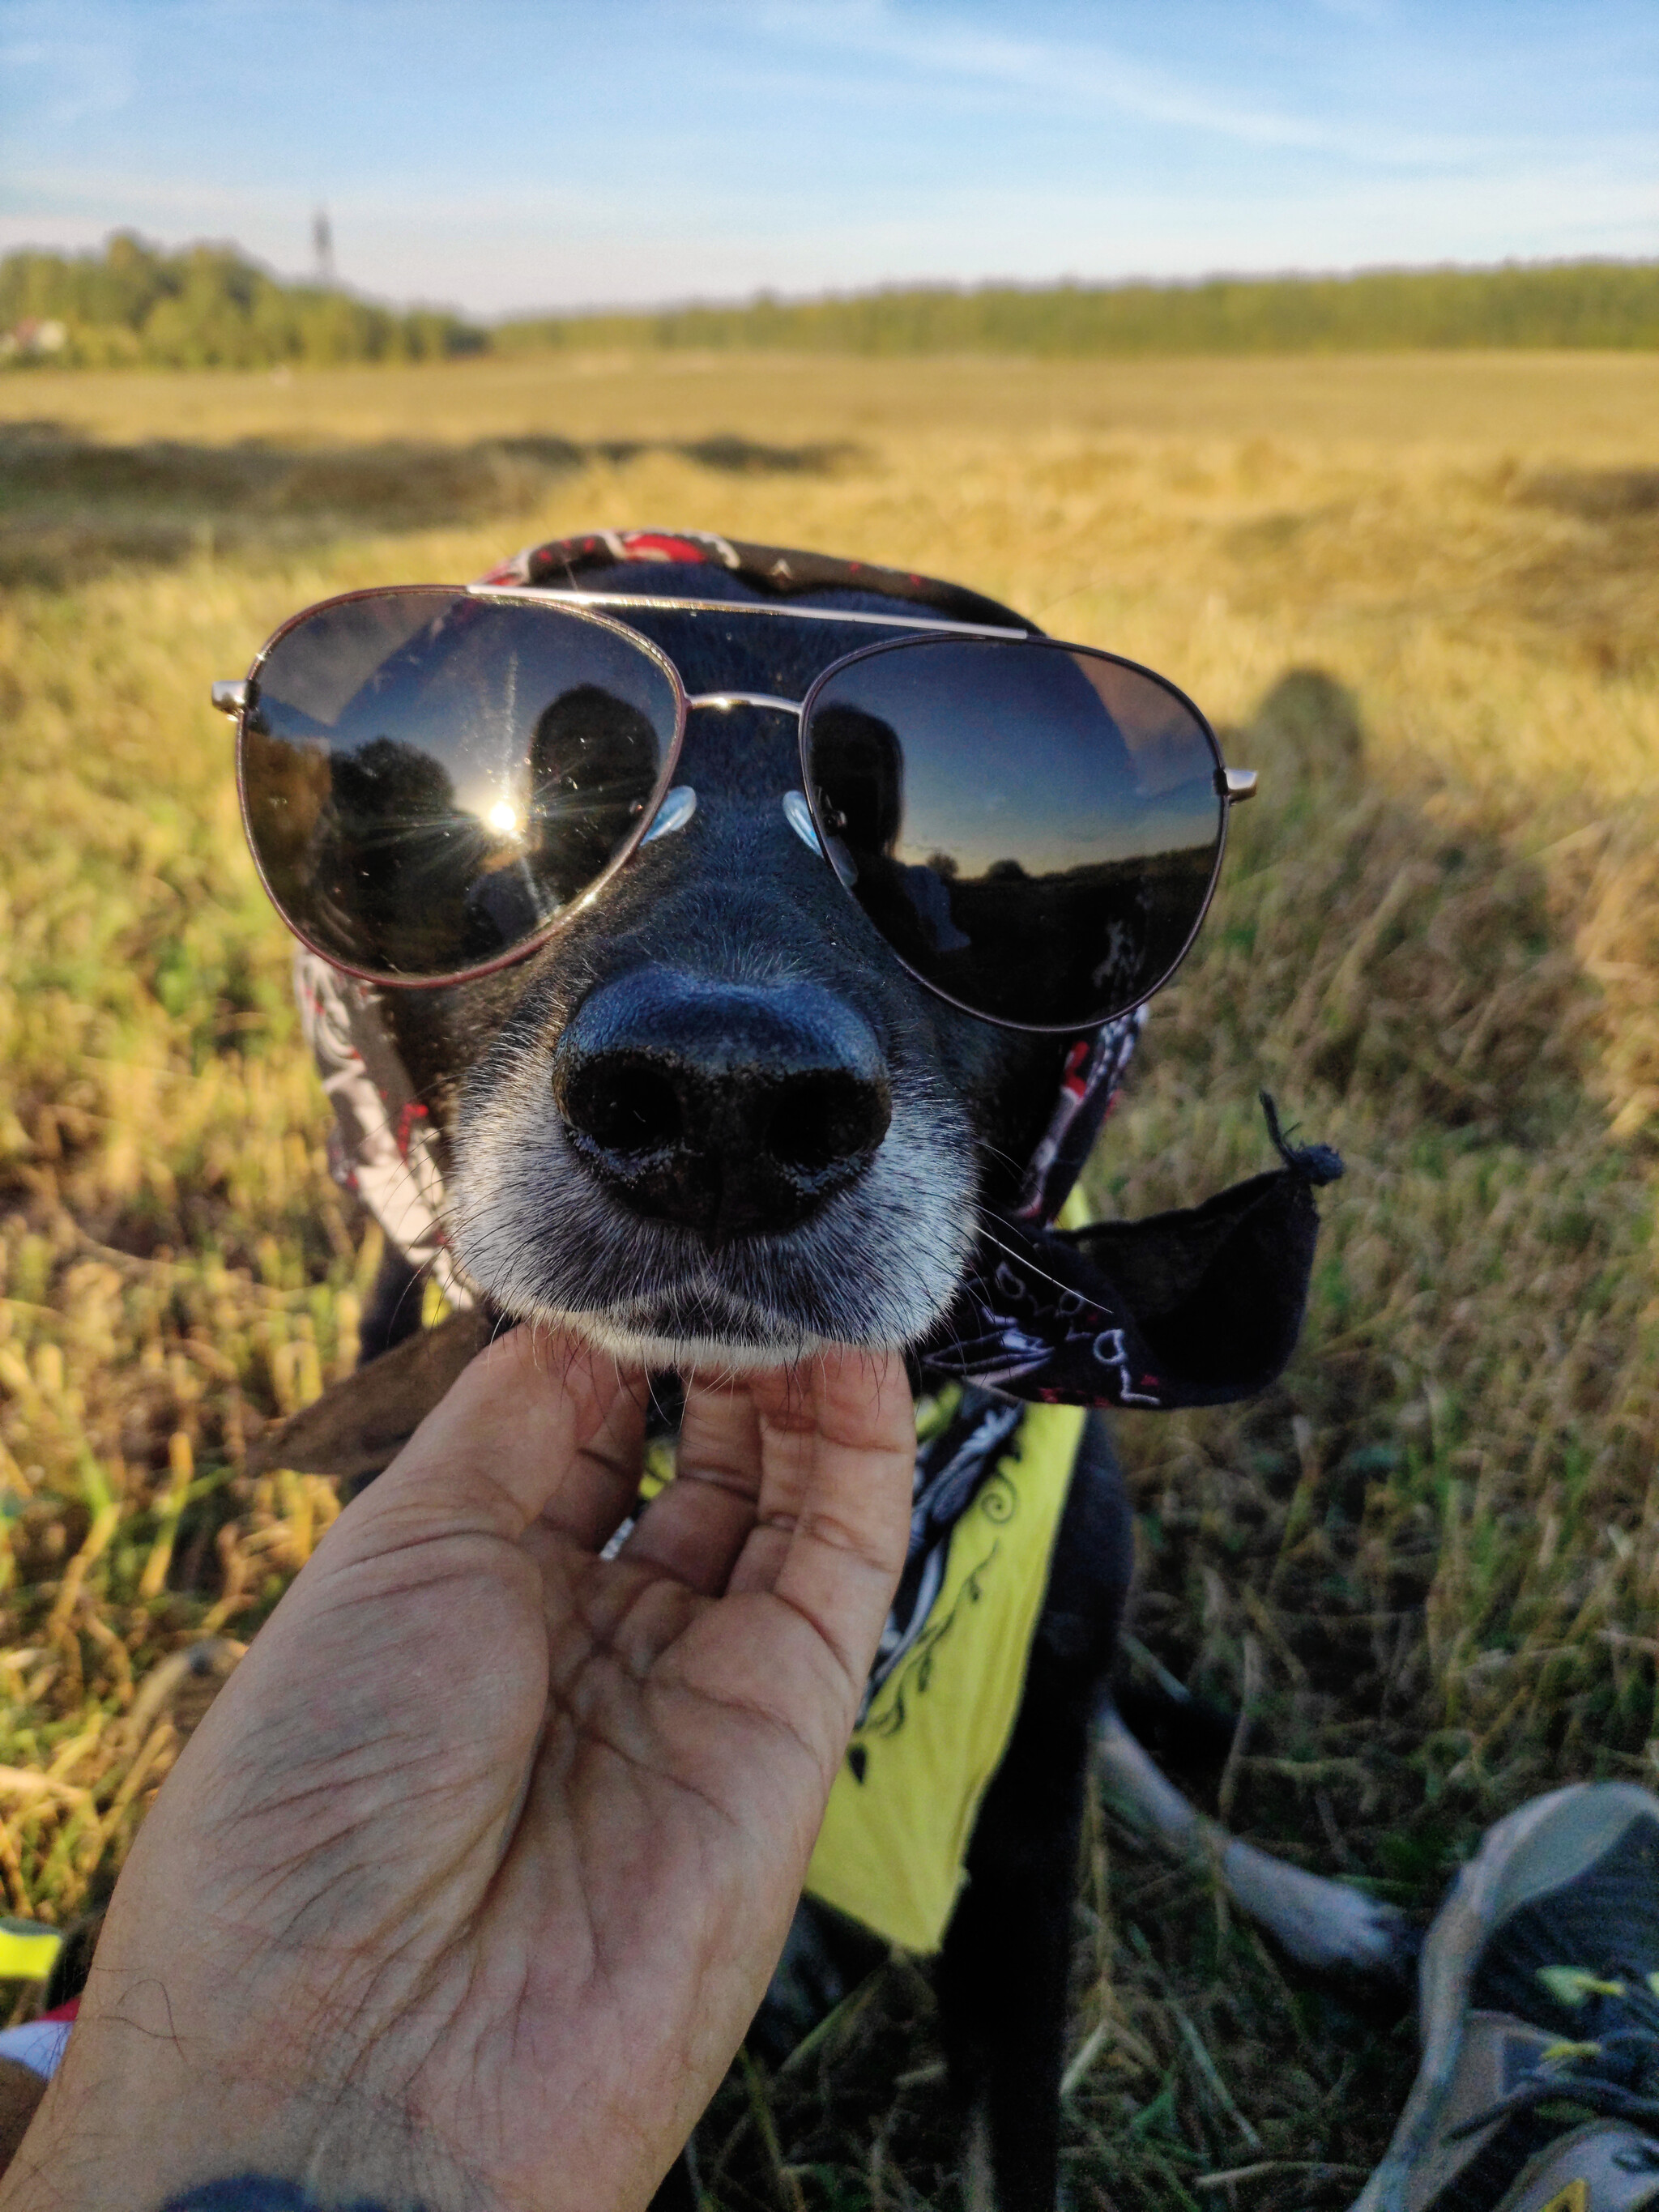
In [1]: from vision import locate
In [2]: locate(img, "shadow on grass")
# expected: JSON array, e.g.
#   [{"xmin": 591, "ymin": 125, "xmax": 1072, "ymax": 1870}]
[
  {"xmin": 1121, "ymin": 670, "xmax": 1613, "ymax": 1799},
  {"xmin": 0, "ymin": 419, "xmax": 864, "ymax": 586}
]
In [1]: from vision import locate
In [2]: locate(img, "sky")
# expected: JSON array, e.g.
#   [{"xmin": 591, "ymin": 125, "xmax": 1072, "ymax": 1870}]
[{"xmin": 2, "ymin": 0, "xmax": 1654, "ymax": 318}]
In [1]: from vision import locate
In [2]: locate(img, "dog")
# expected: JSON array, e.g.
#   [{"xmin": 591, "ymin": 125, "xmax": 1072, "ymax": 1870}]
[{"xmin": 236, "ymin": 529, "xmax": 1409, "ymax": 2211}]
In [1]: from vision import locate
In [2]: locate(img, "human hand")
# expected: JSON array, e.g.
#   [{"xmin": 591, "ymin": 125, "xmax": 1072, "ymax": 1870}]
[{"xmin": 1, "ymin": 1329, "xmax": 915, "ymax": 2212}]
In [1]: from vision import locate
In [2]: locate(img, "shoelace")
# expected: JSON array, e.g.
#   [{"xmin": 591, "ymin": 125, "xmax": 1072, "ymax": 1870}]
[{"xmin": 1449, "ymin": 1970, "xmax": 1659, "ymax": 2140}]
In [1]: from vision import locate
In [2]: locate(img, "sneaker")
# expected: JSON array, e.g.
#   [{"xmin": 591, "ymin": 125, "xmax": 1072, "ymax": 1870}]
[{"xmin": 1350, "ymin": 1784, "xmax": 1659, "ymax": 2212}]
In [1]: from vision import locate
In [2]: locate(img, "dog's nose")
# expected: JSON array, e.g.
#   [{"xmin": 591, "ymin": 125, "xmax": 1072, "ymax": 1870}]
[{"xmin": 552, "ymin": 970, "xmax": 892, "ymax": 1241}]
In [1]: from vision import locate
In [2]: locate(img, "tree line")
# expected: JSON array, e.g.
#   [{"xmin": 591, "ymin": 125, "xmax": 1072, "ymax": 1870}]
[
  {"xmin": 4, "ymin": 235, "xmax": 1655, "ymax": 370},
  {"xmin": 0, "ymin": 233, "xmax": 485, "ymax": 369},
  {"xmin": 499, "ymin": 261, "xmax": 1659, "ymax": 356}
]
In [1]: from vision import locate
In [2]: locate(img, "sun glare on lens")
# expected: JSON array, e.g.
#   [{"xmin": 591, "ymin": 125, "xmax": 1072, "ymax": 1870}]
[{"xmin": 486, "ymin": 800, "xmax": 521, "ymax": 837}]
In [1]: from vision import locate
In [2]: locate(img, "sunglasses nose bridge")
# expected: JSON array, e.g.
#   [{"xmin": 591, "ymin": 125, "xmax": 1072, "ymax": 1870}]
[{"xmin": 675, "ymin": 692, "xmax": 825, "ymax": 859}]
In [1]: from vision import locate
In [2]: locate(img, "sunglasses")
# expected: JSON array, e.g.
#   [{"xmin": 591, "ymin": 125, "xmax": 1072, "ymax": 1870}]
[{"xmin": 215, "ymin": 584, "xmax": 1256, "ymax": 1034}]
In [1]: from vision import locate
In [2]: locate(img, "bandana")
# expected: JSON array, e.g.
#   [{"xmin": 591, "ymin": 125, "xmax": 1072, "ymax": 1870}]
[{"xmin": 925, "ymin": 1094, "xmax": 1342, "ymax": 1412}]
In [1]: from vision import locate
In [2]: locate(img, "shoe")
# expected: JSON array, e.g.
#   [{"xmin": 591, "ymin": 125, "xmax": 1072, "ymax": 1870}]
[{"xmin": 1350, "ymin": 1784, "xmax": 1659, "ymax": 2212}]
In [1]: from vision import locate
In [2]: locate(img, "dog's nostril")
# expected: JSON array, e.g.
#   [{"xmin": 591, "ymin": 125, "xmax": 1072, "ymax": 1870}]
[
  {"xmin": 768, "ymin": 1072, "xmax": 891, "ymax": 1177},
  {"xmin": 563, "ymin": 1059, "xmax": 682, "ymax": 1156},
  {"xmin": 553, "ymin": 970, "xmax": 892, "ymax": 1238}
]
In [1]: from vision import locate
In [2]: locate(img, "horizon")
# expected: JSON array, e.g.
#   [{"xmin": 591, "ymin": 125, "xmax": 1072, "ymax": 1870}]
[
  {"xmin": 8, "ymin": 233, "xmax": 1656, "ymax": 329},
  {"xmin": 2, "ymin": 0, "xmax": 1653, "ymax": 321}
]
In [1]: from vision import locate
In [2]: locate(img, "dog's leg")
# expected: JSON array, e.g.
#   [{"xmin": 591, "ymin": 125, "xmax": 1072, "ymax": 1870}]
[
  {"xmin": 1096, "ymin": 1703, "xmax": 1417, "ymax": 1981},
  {"xmin": 936, "ymin": 1674, "xmax": 1089, "ymax": 2212},
  {"xmin": 936, "ymin": 1416, "xmax": 1133, "ymax": 2212}
]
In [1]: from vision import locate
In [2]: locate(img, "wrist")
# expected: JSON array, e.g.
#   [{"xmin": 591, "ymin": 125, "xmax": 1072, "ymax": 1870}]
[{"xmin": 0, "ymin": 2024, "xmax": 481, "ymax": 2212}]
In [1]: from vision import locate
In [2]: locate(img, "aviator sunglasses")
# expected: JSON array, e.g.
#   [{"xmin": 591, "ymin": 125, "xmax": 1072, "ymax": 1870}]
[{"xmin": 215, "ymin": 585, "xmax": 1256, "ymax": 1034}]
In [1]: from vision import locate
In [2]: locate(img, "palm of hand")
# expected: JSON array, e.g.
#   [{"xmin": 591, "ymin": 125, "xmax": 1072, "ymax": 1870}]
[{"xmin": 5, "ymin": 1332, "xmax": 914, "ymax": 2212}]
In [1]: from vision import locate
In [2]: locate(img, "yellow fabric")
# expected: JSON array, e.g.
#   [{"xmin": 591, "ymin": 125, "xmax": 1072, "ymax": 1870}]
[
  {"xmin": 625, "ymin": 1181, "xmax": 1097, "ymax": 1959},
  {"xmin": 1056, "ymin": 1183, "xmax": 1095, "ymax": 1232},
  {"xmin": 804, "ymin": 1396, "xmax": 1085, "ymax": 1954},
  {"xmin": 0, "ymin": 1921, "xmax": 62, "ymax": 1980}
]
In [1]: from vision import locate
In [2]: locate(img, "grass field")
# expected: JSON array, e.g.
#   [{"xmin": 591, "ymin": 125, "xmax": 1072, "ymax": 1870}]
[{"xmin": 2, "ymin": 347, "xmax": 1657, "ymax": 2208}]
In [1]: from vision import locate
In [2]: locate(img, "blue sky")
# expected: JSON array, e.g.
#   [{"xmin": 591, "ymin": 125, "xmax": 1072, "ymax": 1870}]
[{"xmin": 2, "ymin": 0, "xmax": 1654, "ymax": 317}]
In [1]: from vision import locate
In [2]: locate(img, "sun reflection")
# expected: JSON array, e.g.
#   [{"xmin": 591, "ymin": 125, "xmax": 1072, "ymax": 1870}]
[{"xmin": 485, "ymin": 799, "xmax": 522, "ymax": 837}]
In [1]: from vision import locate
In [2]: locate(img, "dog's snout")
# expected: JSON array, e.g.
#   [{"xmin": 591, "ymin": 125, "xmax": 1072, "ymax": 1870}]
[{"xmin": 552, "ymin": 970, "xmax": 892, "ymax": 1242}]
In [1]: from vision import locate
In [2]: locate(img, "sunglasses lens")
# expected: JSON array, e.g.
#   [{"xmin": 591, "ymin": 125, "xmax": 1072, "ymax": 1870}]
[
  {"xmin": 241, "ymin": 589, "xmax": 679, "ymax": 978},
  {"xmin": 804, "ymin": 637, "xmax": 1223, "ymax": 1028}
]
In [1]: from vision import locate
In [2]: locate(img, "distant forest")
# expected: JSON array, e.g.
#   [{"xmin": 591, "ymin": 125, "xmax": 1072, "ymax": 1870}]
[
  {"xmin": 0, "ymin": 234, "xmax": 485, "ymax": 369},
  {"xmin": 3, "ymin": 235, "xmax": 1656, "ymax": 369},
  {"xmin": 501, "ymin": 261, "xmax": 1659, "ymax": 356}
]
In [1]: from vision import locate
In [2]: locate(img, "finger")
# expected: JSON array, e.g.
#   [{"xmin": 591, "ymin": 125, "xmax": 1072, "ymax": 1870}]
[
  {"xmin": 350, "ymin": 1324, "xmax": 646, "ymax": 1549},
  {"xmin": 729, "ymin": 1349, "xmax": 915, "ymax": 1689},
  {"xmin": 616, "ymin": 1378, "xmax": 763, "ymax": 1593},
  {"xmin": 518, "ymin": 1374, "xmax": 651, "ymax": 1566}
]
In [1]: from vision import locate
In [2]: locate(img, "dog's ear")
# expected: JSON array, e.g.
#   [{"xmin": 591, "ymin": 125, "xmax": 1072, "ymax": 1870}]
[{"xmin": 245, "ymin": 1308, "xmax": 497, "ymax": 1480}]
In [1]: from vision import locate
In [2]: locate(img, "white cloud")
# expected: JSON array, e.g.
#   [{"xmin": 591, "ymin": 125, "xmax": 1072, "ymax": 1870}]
[{"xmin": 728, "ymin": 0, "xmax": 1490, "ymax": 164}]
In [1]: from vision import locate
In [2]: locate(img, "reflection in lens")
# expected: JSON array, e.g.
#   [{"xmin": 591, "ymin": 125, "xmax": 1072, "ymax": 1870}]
[
  {"xmin": 241, "ymin": 590, "xmax": 677, "ymax": 977},
  {"xmin": 528, "ymin": 684, "xmax": 667, "ymax": 901},
  {"xmin": 804, "ymin": 637, "xmax": 1222, "ymax": 1028}
]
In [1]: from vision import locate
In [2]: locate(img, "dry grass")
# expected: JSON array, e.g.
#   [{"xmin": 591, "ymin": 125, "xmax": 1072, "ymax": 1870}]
[
  {"xmin": 6, "ymin": 347, "xmax": 1658, "ymax": 454},
  {"xmin": 1, "ymin": 350, "xmax": 1656, "ymax": 2207}
]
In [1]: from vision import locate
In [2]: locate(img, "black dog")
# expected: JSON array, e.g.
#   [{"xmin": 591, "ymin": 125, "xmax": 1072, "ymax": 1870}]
[{"xmin": 245, "ymin": 530, "xmax": 1356, "ymax": 2211}]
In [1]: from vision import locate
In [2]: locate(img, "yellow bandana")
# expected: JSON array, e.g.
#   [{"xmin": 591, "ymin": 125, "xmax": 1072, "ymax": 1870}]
[{"xmin": 804, "ymin": 1396, "xmax": 1085, "ymax": 1955}]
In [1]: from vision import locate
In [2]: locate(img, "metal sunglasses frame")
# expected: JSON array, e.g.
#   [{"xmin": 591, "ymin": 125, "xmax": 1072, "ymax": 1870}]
[{"xmin": 220, "ymin": 582, "xmax": 1256, "ymax": 1032}]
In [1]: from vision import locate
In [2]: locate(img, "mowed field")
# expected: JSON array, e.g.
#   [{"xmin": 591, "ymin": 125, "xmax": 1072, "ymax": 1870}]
[{"xmin": 2, "ymin": 348, "xmax": 1657, "ymax": 2207}]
